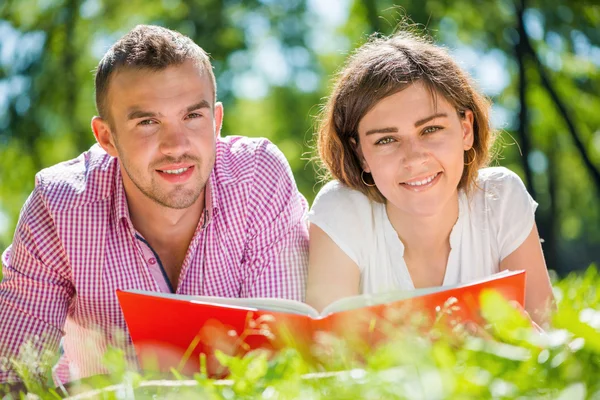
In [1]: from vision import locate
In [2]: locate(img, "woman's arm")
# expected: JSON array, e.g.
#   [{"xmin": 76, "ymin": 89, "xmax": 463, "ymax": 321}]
[
  {"xmin": 305, "ymin": 224, "xmax": 361, "ymax": 312},
  {"xmin": 500, "ymin": 223, "xmax": 555, "ymax": 326}
]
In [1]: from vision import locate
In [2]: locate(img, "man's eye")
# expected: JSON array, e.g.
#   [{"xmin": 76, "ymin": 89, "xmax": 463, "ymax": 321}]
[
  {"xmin": 186, "ymin": 113, "xmax": 202, "ymax": 119},
  {"xmin": 375, "ymin": 137, "xmax": 395, "ymax": 145},
  {"xmin": 139, "ymin": 119, "xmax": 157, "ymax": 126},
  {"xmin": 423, "ymin": 126, "xmax": 442, "ymax": 134}
]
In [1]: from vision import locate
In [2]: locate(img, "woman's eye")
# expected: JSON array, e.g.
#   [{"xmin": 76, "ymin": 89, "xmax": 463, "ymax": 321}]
[
  {"xmin": 375, "ymin": 137, "xmax": 395, "ymax": 145},
  {"xmin": 423, "ymin": 126, "xmax": 442, "ymax": 134}
]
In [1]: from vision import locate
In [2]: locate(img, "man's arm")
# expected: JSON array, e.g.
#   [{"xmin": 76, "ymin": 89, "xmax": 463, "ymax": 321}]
[
  {"xmin": 0, "ymin": 187, "xmax": 74, "ymax": 386},
  {"xmin": 239, "ymin": 140, "xmax": 309, "ymax": 301}
]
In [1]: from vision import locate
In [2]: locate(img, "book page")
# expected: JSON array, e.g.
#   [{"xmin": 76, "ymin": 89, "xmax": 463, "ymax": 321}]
[
  {"xmin": 126, "ymin": 291, "xmax": 320, "ymax": 318},
  {"xmin": 320, "ymin": 286, "xmax": 440, "ymax": 316},
  {"xmin": 320, "ymin": 269, "xmax": 518, "ymax": 316}
]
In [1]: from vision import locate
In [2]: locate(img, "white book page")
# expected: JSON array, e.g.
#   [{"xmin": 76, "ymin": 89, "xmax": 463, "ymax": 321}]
[
  {"xmin": 320, "ymin": 269, "xmax": 519, "ymax": 316},
  {"xmin": 126, "ymin": 290, "xmax": 320, "ymax": 318}
]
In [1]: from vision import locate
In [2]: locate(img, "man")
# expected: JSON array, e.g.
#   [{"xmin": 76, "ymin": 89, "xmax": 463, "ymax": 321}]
[{"xmin": 0, "ymin": 25, "xmax": 308, "ymax": 388}]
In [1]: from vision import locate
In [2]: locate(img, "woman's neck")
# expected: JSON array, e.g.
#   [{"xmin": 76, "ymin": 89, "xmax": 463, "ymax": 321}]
[
  {"xmin": 386, "ymin": 193, "xmax": 461, "ymax": 288},
  {"xmin": 386, "ymin": 192, "xmax": 460, "ymax": 256}
]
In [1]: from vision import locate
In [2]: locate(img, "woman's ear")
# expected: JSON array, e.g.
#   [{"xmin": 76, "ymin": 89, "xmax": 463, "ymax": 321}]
[
  {"xmin": 350, "ymin": 137, "xmax": 370, "ymax": 173},
  {"xmin": 461, "ymin": 109, "xmax": 475, "ymax": 150}
]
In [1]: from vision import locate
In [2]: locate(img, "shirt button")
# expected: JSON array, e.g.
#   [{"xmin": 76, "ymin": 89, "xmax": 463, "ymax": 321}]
[{"xmin": 148, "ymin": 258, "xmax": 157, "ymax": 265}]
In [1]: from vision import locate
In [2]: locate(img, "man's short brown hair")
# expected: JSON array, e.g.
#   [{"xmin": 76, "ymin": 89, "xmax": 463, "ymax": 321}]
[{"xmin": 94, "ymin": 25, "xmax": 216, "ymax": 122}]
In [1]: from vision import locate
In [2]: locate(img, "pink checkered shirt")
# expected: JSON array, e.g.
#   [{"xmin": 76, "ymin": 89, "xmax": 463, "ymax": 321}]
[{"xmin": 0, "ymin": 136, "xmax": 308, "ymax": 385}]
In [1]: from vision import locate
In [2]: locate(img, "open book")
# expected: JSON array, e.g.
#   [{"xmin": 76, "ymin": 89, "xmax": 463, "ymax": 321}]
[{"xmin": 116, "ymin": 269, "xmax": 525, "ymax": 376}]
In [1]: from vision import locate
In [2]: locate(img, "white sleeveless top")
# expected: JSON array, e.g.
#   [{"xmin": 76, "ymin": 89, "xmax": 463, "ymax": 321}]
[{"xmin": 308, "ymin": 167, "xmax": 537, "ymax": 294}]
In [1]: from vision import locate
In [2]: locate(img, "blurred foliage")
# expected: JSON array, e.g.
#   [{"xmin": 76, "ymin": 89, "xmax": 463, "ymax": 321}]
[
  {"xmin": 1, "ymin": 0, "xmax": 599, "ymax": 276},
  {"xmin": 8, "ymin": 265, "xmax": 600, "ymax": 399}
]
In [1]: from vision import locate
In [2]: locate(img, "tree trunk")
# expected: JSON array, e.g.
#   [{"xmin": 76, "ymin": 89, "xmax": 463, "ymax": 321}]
[
  {"xmin": 64, "ymin": 0, "xmax": 85, "ymax": 152},
  {"xmin": 515, "ymin": 0, "xmax": 536, "ymax": 197},
  {"xmin": 515, "ymin": 0, "xmax": 559, "ymax": 271},
  {"xmin": 546, "ymin": 137, "xmax": 560, "ymax": 274},
  {"xmin": 519, "ymin": 4, "xmax": 600, "ymax": 195}
]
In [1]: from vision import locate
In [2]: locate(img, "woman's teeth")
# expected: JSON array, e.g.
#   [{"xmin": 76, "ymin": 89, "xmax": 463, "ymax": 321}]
[{"xmin": 404, "ymin": 172, "xmax": 439, "ymax": 186}]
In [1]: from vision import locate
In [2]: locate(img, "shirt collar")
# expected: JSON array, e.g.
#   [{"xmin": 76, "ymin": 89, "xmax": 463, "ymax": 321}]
[
  {"xmin": 203, "ymin": 170, "xmax": 219, "ymax": 224},
  {"xmin": 115, "ymin": 163, "xmax": 130, "ymax": 224}
]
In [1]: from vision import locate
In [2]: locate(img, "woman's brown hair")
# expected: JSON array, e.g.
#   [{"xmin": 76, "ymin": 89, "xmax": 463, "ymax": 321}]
[{"xmin": 316, "ymin": 31, "xmax": 496, "ymax": 203}]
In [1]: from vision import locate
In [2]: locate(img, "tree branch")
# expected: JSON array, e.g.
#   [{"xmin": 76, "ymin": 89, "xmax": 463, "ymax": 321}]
[{"xmin": 519, "ymin": 3, "xmax": 600, "ymax": 193}]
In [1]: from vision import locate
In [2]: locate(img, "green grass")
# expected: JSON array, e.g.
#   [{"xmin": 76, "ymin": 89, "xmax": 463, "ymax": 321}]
[{"xmin": 5, "ymin": 266, "xmax": 600, "ymax": 399}]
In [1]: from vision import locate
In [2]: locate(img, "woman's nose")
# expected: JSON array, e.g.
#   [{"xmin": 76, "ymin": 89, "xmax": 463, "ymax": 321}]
[{"xmin": 400, "ymin": 140, "xmax": 429, "ymax": 168}]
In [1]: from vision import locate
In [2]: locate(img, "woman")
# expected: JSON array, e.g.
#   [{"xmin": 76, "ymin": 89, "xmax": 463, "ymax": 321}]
[{"xmin": 306, "ymin": 31, "xmax": 554, "ymax": 326}]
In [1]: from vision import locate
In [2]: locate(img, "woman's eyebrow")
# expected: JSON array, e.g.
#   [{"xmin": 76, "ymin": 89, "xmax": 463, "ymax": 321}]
[
  {"xmin": 414, "ymin": 112, "xmax": 448, "ymax": 127},
  {"xmin": 365, "ymin": 126, "xmax": 398, "ymax": 136}
]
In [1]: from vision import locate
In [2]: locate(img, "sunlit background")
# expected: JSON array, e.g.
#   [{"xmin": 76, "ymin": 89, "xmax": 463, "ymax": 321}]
[{"xmin": 1, "ymin": 0, "xmax": 599, "ymax": 275}]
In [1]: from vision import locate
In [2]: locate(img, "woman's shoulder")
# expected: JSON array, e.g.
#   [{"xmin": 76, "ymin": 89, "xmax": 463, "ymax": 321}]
[
  {"xmin": 311, "ymin": 180, "xmax": 372, "ymax": 209},
  {"xmin": 472, "ymin": 166, "xmax": 529, "ymax": 201},
  {"xmin": 471, "ymin": 168, "xmax": 537, "ymax": 260},
  {"xmin": 470, "ymin": 166, "xmax": 537, "ymax": 231},
  {"xmin": 308, "ymin": 180, "xmax": 380, "ymax": 268},
  {"xmin": 476, "ymin": 166, "xmax": 524, "ymax": 186},
  {"xmin": 308, "ymin": 180, "xmax": 377, "ymax": 230}
]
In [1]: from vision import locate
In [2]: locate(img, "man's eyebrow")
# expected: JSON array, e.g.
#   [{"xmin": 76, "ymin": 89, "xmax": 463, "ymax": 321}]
[
  {"xmin": 126, "ymin": 100, "xmax": 212, "ymax": 120},
  {"xmin": 186, "ymin": 100, "xmax": 211, "ymax": 113},
  {"xmin": 127, "ymin": 109, "xmax": 157, "ymax": 120},
  {"xmin": 414, "ymin": 113, "xmax": 448, "ymax": 127},
  {"xmin": 365, "ymin": 127, "xmax": 398, "ymax": 136}
]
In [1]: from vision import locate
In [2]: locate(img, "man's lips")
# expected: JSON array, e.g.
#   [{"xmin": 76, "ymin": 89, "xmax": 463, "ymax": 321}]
[
  {"xmin": 155, "ymin": 163, "xmax": 194, "ymax": 173},
  {"xmin": 156, "ymin": 165, "xmax": 195, "ymax": 182}
]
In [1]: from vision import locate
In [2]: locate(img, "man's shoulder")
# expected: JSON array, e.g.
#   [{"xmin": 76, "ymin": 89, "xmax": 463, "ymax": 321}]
[
  {"xmin": 214, "ymin": 136, "xmax": 291, "ymax": 185},
  {"xmin": 35, "ymin": 144, "xmax": 117, "ymax": 211}
]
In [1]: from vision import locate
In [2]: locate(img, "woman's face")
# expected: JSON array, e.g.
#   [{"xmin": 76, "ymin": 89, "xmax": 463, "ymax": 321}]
[{"xmin": 356, "ymin": 81, "xmax": 474, "ymax": 217}]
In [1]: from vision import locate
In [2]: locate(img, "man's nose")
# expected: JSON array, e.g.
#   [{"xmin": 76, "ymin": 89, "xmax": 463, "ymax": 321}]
[{"xmin": 159, "ymin": 123, "xmax": 191, "ymax": 156}]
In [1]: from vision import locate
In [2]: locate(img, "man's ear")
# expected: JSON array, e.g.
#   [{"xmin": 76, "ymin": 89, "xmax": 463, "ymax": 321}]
[
  {"xmin": 350, "ymin": 137, "xmax": 370, "ymax": 173},
  {"xmin": 462, "ymin": 109, "xmax": 475, "ymax": 150},
  {"xmin": 214, "ymin": 102, "xmax": 224, "ymax": 138},
  {"xmin": 91, "ymin": 116, "xmax": 118, "ymax": 157}
]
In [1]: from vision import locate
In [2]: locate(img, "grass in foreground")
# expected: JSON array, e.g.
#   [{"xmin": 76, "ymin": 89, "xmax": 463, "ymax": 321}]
[{"xmin": 5, "ymin": 266, "xmax": 600, "ymax": 399}]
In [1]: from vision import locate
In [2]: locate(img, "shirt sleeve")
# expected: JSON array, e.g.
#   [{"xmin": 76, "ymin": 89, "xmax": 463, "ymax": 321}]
[
  {"xmin": 239, "ymin": 140, "xmax": 309, "ymax": 301},
  {"xmin": 485, "ymin": 167, "xmax": 539, "ymax": 261},
  {"xmin": 307, "ymin": 181, "xmax": 371, "ymax": 270},
  {"xmin": 0, "ymin": 186, "xmax": 75, "ymax": 384}
]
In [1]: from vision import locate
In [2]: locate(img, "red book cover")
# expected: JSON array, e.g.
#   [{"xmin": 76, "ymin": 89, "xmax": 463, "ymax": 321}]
[{"xmin": 116, "ymin": 269, "xmax": 526, "ymax": 376}]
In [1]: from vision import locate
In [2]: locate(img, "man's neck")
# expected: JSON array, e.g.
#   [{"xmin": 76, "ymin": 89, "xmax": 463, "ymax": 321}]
[
  {"xmin": 386, "ymin": 194, "xmax": 459, "ymax": 256},
  {"xmin": 117, "ymin": 163, "xmax": 206, "ymax": 250},
  {"xmin": 128, "ymin": 193, "xmax": 205, "ymax": 248},
  {"xmin": 126, "ymin": 187, "xmax": 205, "ymax": 291}
]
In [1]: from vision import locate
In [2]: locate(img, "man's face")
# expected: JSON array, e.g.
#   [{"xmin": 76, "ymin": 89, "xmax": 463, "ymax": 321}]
[{"xmin": 102, "ymin": 60, "xmax": 222, "ymax": 210}]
